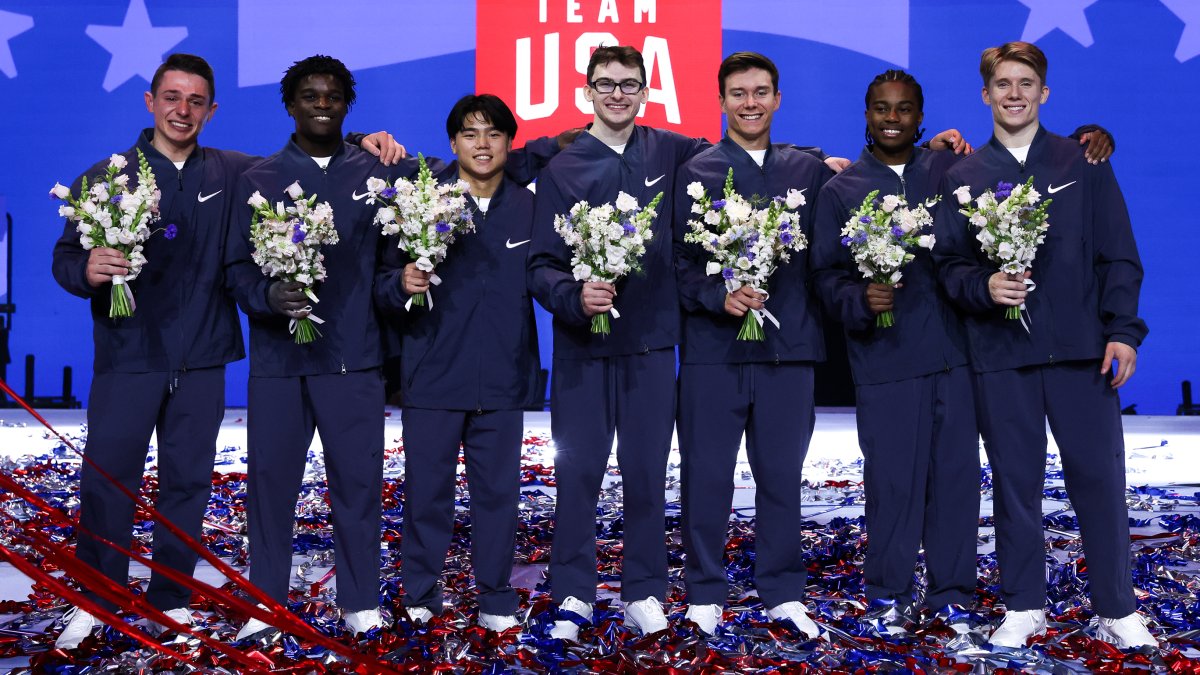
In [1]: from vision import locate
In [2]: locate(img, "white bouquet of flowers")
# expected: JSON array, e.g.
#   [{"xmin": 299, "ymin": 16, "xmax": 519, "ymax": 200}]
[
  {"xmin": 683, "ymin": 168, "xmax": 807, "ymax": 341},
  {"xmin": 247, "ymin": 181, "xmax": 338, "ymax": 344},
  {"xmin": 554, "ymin": 190, "xmax": 663, "ymax": 335},
  {"xmin": 50, "ymin": 149, "xmax": 168, "ymax": 318},
  {"xmin": 365, "ymin": 154, "xmax": 473, "ymax": 310},
  {"xmin": 954, "ymin": 176, "xmax": 1051, "ymax": 322},
  {"xmin": 840, "ymin": 189, "xmax": 938, "ymax": 328}
]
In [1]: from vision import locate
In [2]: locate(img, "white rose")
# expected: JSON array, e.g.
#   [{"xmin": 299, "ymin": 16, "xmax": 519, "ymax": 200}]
[
  {"xmin": 724, "ymin": 199, "xmax": 752, "ymax": 222},
  {"xmin": 109, "ymin": 154, "xmax": 128, "ymax": 170},
  {"xmin": 50, "ymin": 183, "xmax": 71, "ymax": 200},
  {"xmin": 705, "ymin": 261, "xmax": 722, "ymax": 276},
  {"xmin": 785, "ymin": 188, "xmax": 806, "ymax": 209},
  {"xmin": 953, "ymin": 185, "xmax": 972, "ymax": 205},
  {"xmin": 285, "ymin": 181, "xmax": 304, "ymax": 200},
  {"xmin": 686, "ymin": 182, "xmax": 705, "ymax": 200},
  {"xmin": 112, "ymin": 174, "xmax": 130, "ymax": 187},
  {"xmin": 248, "ymin": 192, "xmax": 268, "ymax": 209},
  {"xmin": 614, "ymin": 191, "xmax": 638, "ymax": 213},
  {"xmin": 918, "ymin": 234, "xmax": 935, "ymax": 249},
  {"xmin": 881, "ymin": 194, "xmax": 901, "ymax": 213},
  {"xmin": 366, "ymin": 177, "xmax": 387, "ymax": 194},
  {"xmin": 572, "ymin": 263, "xmax": 593, "ymax": 281},
  {"xmin": 58, "ymin": 205, "xmax": 75, "ymax": 218}
]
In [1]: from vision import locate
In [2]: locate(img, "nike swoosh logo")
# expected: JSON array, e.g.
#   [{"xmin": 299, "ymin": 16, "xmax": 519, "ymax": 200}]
[
  {"xmin": 645, "ymin": 175, "xmax": 665, "ymax": 187},
  {"xmin": 352, "ymin": 190, "xmax": 371, "ymax": 200},
  {"xmin": 1046, "ymin": 181, "xmax": 1075, "ymax": 194},
  {"xmin": 505, "ymin": 239, "xmax": 531, "ymax": 249},
  {"xmin": 197, "ymin": 190, "xmax": 222, "ymax": 203}
]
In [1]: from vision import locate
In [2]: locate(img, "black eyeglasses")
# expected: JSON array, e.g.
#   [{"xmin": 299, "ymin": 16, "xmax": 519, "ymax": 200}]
[{"xmin": 589, "ymin": 78, "xmax": 645, "ymax": 94}]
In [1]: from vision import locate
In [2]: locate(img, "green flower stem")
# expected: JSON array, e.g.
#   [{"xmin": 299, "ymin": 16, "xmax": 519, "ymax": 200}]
[
  {"xmin": 293, "ymin": 317, "xmax": 322, "ymax": 344},
  {"xmin": 411, "ymin": 291, "xmax": 427, "ymax": 307},
  {"xmin": 876, "ymin": 310, "xmax": 895, "ymax": 328},
  {"xmin": 737, "ymin": 313, "xmax": 765, "ymax": 341},
  {"xmin": 109, "ymin": 284, "xmax": 133, "ymax": 318},
  {"xmin": 591, "ymin": 312, "xmax": 610, "ymax": 335}
]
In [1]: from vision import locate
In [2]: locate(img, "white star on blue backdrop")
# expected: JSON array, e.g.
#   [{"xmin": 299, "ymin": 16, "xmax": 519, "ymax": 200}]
[
  {"xmin": 86, "ymin": 0, "xmax": 187, "ymax": 91},
  {"xmin": 1160, "ymin": 0, "xmax": 1200, "ymax": 62},
  {"xmin": 0, "ymin": 9, "xmax": 33, "ymax": 78},
  {"xmin": 1016, "ymin": 0, "xmax": 1101, "ymax": 46}
]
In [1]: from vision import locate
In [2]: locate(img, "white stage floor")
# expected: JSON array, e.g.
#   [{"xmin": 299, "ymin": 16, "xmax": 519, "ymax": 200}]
[
  {"xmin": 2, "ymin": 408, "xmax": 1197, "ymax": 603},
  {"xmin": 1, "ymin": 408, "xmax": 1198, "ymax": 670}
]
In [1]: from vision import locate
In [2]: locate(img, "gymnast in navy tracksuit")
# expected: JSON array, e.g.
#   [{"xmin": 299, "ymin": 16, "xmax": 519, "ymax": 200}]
[
  {"xmin": 673, "ymin": 54, "xmax": 833, "ymax": 637},
  {"xmin": 373, "ymin": 95, "xmax": 542, "ymax": 630},
  {"xmin": 49, "ymin": 57, "xmax": 252, "ymax": 646},
  {"xmin": 52, "ymin": 126, "xmax": 249, "ymax": 616},
  {"xmin": 528, "ymin": 46, "xmax": 707, "ymax": 633},
  {"xmin": 224, "ymin": 57, "xmax": 393, "ymax": 632},
  {"xmin": 810, "ymin": 72, "xmax": 979, "ymax": 617},
  {"xmin": 676, "ymin": 138, "xmax": 831, "ymax": 609},
  {"xmin": 932, "ymin": 42, "xmax": 1152, "ymax": 649}
]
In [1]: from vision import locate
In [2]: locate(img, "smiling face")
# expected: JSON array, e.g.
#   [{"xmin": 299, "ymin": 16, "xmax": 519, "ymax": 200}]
[
  {"xmin": 720, "ymin": 67, "xmax": 780, "ymax": 150},
  {"xmin": 144, "ymin": 69, "xmax": 216, "ymax": 160},
  {"xmin": 286, "ymin": 73, "xmax": 347, "ymax": 146},
  {"xmin": 584, "ymin": 61, "xmax": 647, "ymax": 134},
  {"xmin": 450, "ymin": 111, "xmax": 511, "ymax": 185},
  {"xmin": 866, "ymin": 80, "xmax": 922, "ymax": 160},
  {"xmin": 983, "ymin": 59, "xmax": 1048, "ymax": 138}
]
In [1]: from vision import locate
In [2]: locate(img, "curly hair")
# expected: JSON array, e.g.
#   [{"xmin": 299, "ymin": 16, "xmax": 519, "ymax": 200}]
[{"xmin": 280, "ymin": 54, "xmax": 356, "ymax": 108}]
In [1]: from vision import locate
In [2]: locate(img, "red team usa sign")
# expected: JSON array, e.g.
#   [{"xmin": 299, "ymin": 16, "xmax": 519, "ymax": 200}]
[{"xmin": 476, "ymin": 0, "xmax": 723, "ymax": 147}]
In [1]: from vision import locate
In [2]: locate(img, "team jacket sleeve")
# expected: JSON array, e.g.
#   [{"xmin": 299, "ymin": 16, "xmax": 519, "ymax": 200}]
[
  {"xmin": 50, "ymin": 175, "xmax": 101, "ymax": 300},
  {"xmin": 505, "ymin": 135, "xmax": 560, "ymax": 185},
  {"xmin": 527, "ymin": 171, "xmax": 590, "ymax": 327},
  {"xmin": 673, "ymin": 168, "xmax": 730, "ymax": 316},
  {"xmin": 373, "ymin": 240, "xmax": 414, "ymax": 315},
  {"xmin": 1069, "ymin": 124, "xmax": 1115, "ymax": 153},
  {"xmin": 223, "ymin": 176, "xmax": 276, "ymax": 319},
  {"xmin": 809, "ymin": 186, "xmax": 875, "ymax": 331},
  {"xmin": 792, "ymin": 145, "xmax": 831, "ymax": 162},
  {"xmin": 1090, "ymin": 162, "xmax": 1147, "ymax": 348},
  {"xmin": 931, "ymin": 177, "xmax": 996, "ymax": 314}
]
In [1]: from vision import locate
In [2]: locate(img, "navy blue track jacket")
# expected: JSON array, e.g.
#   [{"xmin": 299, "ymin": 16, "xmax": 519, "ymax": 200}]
[
  {"xmin": 810, "ymin": 146, "xmax": 970, "ymax": 385},
  {"xmin": 932, "ymin": 126, "xmax": 1147, "ymax": 373},
  {"xmin": 375, "ymin": 166, "xmax": 541, "ymax": 411},
  {"xmin": 528, "ymin": 126, "xmax": 707, "ymax": 358},
  {"xmin": 225, "ymin": 138, "xmax": 392, "ymax": 377},
  {"xmin": 52, "ymin": 129, "xmax": 251, "ymax": 374},
  {"xmin": 674, "ymin": 137, "xmax": 832, "ymax": 364}
]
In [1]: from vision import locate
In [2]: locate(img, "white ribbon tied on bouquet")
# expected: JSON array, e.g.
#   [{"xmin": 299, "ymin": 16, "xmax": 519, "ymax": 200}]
[
  {"xmin": 111, "ymin": 274, "xmax": 136, "ymax": 313},
  {"xmin": 1019, "ymin": 277, "xmax": 1036, "ymax": 334},
  {"xmin": 288, "ymin": 288, "xmax": 325, "ymax": 334},
  {"xmin": 404, "ymin": 273, "xmax": 443, "ymax": 311}
]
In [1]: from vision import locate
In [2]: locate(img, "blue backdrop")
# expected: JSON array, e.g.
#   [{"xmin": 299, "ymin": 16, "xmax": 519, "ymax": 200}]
[{"xmin": 0, "ymin": 0, "xmax": 1195, "ymax": 413}]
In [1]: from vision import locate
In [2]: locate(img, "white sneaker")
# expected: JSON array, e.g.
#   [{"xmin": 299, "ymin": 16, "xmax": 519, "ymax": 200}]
[
  {"xmin": 624, "ymin": 596, "xmax": 668, "ymax": 635},
  {"xmin": 54, "ymin": 607, "xmax": 98, "ymax": 649},
  {"xmin": 343, "ymin": 608, "xmax": 383, "ymax": 635},
  {"xmin": 478, "ymin": 612, "xmax": 520, "ymax": 632},
  {"xmin": 684, "ymin": 604, "xmax": 722, "ymax": 635},
  {"xmin": 549, "ymin": 596, "xmax": 593, "ymax": 641},
  {"xmin": 988, "ymin": 609, "xmax": 1047, "ymax": 648},
  {"xmin": 406, "ymin": 606, "xmax": 434, "ymax": 625},
  {"xmin": 235, "ymin": 605, "xmax": 277, "ymax": 641},
  {"xmin": 767, "ymin": 601, "xmax": 823, "ymax": 640},
  {"xmin": 148, "ymin": 607, "xmax": 193, "ymax": 637},
  {"xmin": 1097, "ymin": 612, "xmax": 1157, "ymax": 650}
]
